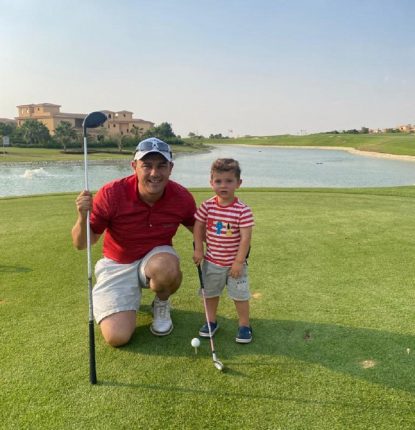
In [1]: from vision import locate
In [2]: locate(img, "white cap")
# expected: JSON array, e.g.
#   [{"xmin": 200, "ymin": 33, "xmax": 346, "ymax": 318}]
[{"xmin": 134, "ymin": 137, "xmax": 172, "ymax": 162}]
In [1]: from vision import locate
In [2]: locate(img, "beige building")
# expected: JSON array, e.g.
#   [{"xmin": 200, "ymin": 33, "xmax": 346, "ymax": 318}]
[
  {"xmin": 102, "ymin": 110, "xmax": 154, "ymax": 137},
  {"xmin": 15, "ymin": 103, "xmax": 154, "ymax": 136},
  {"xmin": 398, "ymin": 124, "xmax": 415, "ymax": 133}
]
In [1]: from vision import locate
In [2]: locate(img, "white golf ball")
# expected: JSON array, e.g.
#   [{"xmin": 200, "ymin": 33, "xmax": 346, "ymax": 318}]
[{"xmin": 191, "ymin": 337, "xmax": 201, "ymax": 348}]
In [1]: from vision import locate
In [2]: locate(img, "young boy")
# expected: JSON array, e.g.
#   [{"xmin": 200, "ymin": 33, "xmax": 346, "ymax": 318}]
[{"xmin": 193, "ymin": 158, "xmax": 254, "ymax": 343}]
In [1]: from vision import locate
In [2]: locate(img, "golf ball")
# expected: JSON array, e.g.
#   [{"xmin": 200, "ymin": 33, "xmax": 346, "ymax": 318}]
[{"xmin": 191, "ymin": 337, "xmax": 201, "ymax": 348}]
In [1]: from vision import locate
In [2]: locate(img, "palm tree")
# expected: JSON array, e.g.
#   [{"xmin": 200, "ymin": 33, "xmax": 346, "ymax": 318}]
[
  {"xmin": 54, "ymin": 121, "xmax": 78, "ymax": 152},
  {"xmin": 131, "ymin": 124, "xmax": 144, "ymax": 139},
  {"xmin": 20, "ymin": 119, "xmax": 51, "ymax": 146}
]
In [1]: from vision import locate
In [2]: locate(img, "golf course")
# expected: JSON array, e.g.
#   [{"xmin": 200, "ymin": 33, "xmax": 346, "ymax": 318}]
[
  {"xmin": 1, "ymin": 185, "xmax": 415, "ymax": 429},
  {"xmin": 2, "ymin": 132, "xmax": 415, "ymax": 163}
]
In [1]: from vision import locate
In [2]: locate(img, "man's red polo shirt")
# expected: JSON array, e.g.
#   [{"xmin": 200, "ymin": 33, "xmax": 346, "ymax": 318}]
[{"xmin": 90, "ymin": 175, "xmax": 196, "ymax": 263}]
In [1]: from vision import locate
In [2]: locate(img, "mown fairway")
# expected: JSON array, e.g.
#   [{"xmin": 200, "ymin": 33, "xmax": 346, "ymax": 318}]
[
  {"xmin": 206, "ymin": 133, "xmax": 415, "ymax": 157},
  {"xmin": 0, "ymin": 143, "xmax": 201, "ymax": 163},
  {"xmin": 1, "ymin": 188, "xmax": 415, "ymax": 429}
]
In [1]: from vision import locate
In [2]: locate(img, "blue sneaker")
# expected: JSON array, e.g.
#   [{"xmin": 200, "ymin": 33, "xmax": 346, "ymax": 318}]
[
  {"xmin": 199, "ymin": 321, "xmax": 219, "ymax": 338},
  {"xmin": 236, "ymin": 326, "xmax": 252, "ymax": 344}
]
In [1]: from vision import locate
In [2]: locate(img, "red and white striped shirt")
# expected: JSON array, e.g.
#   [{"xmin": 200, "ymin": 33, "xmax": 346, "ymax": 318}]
[{"xmin": 195, "ymin": 196, "xmax": 254, "ymax": 267}]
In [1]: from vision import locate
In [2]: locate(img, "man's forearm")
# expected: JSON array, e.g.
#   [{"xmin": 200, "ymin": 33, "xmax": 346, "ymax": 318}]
[{"xmin": 71, "ymin": 216, "xmax": 88, "ymax": 250}]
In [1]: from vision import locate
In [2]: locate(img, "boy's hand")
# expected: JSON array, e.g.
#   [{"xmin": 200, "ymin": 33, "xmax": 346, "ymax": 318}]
[
  {"xmin": 230, "ymin": 261, "xmax": 244, "ymax": 278},
  {"xmin": 193, "ymin": 250, "xmax": 204, "ymax": 265}
]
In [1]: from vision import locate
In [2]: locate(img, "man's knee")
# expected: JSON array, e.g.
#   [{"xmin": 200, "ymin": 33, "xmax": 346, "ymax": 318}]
[
  {"xmin": 100, "ymin": 311, "xmax": 136, "ymax": 347},
  {"xmin": 146, "ymin": 253, "xmax": 182, "ymax": 288},
  {"xmin": 103, "ymin": 330, "xmax": 132, "ymax": 347}
]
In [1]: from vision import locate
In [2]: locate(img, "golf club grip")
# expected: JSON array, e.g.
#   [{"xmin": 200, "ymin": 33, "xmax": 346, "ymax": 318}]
[
  {"xmin": 196, "ymin": 264, "xmax": 205, "ymax": 289},
  {"xmin": 89, "ymin": 321, "xmax": 97, "ymax": 384}
]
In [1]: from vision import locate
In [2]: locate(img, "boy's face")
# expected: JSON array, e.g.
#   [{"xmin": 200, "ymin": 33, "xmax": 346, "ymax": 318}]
[{"xmin": 210, "ymin": 171, "xmax": 242, "ymax": 203}]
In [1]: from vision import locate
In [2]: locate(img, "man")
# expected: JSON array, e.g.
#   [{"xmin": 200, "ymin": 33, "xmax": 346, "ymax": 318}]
[{"xmin": 72, "ymin": 137, "xmax": 196, "ymax": 347}]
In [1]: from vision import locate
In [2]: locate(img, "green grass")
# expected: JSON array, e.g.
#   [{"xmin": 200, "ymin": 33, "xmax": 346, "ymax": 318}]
[
  {"xmin": 0, "ymin": 143, "xmax": 203, "ymax": 163},
  {"xmin": 202, "ymin": 133, "xmax": 415, "ymax": 157},
  {"xmin": 1, "ymin": 188, "xmax": 415, "ymax": 429}
]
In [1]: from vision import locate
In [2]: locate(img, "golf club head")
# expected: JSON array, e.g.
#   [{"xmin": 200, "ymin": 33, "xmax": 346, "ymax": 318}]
[
  {"xmin": 214, "ymin": 360, "xmax": 224, "ymax": 371},
  {"xmin": 83, "ymin": 111, "xmax": 107, "ymax": 131}
]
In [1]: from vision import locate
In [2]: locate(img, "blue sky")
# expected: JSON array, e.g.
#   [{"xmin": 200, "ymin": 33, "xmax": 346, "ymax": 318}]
[{"xmin": 1, "ymin": 0, "xmax": 414, "ymax": 137}]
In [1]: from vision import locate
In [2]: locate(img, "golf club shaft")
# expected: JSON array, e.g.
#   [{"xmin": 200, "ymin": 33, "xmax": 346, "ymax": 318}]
[
  {"xmin": 200, "ymin": 286, "xmax": 217, "ymax": 354},
  {"xmin": 197, "ymin": 264, "xmax": 218, "ymax": 358},
  {"xmin": 83, "ymin": 134, "xmax": 97, "ymax": 385}
]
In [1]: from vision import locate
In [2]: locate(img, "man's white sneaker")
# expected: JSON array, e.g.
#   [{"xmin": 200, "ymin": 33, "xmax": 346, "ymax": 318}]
[{"xmin": 150, "ymin": 297, "xmax": 173, "ymax": 336}]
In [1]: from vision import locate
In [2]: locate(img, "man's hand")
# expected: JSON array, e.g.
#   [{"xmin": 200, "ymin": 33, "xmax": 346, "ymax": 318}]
[
  {"xmin": 75, "ymin": 190, "xmax": 93, "ymax": 219},
  {"xmin": 72, "ymin": 190, "xmax": 100, "ymax": 250}
]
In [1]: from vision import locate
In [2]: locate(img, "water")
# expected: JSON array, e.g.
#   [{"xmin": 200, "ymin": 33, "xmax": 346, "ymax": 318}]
[{"xmin": 1, "ymin": 145, "xmax": 415, "ymax": 197}]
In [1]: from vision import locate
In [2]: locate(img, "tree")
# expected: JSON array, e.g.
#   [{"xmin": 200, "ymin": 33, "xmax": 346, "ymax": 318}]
[
  {"xmin": 141, "ymin": 122, "xmax": 184, "ymax": 145},
  {"xmin": 131, "ymin": 124, "xmax": 144, "ymax": 139},
  {"xmin": 143, "ymin": 122, "xmax": 176, "ymax": 140},
  {"xmin": 54, "ymin": 121, "xmax": 78, "ymax": 152},
  {"xmin": 20, "ymin": 119, "xmax": 51, "ymax": 146},
  {"xmin": 96, "ymin": 127, "xmax": 108, "ymax": 145},
  {"xmin": 0, "ymin": 122, "xmax": 16, "ymax": 137},
  {"xmin": 342, "ymin": 129, "xmax": 359, "ymax": 134},
  {"xmin": 188, "ymin": 131, "xmax": 204, "ymax": 139},
  {"xmin": 209, "ymin": 133, "xmax": 228, "ymax": 139},
  {"xmin": 114, "ymin": 133, "xmax": 126, "ymax": 152}
]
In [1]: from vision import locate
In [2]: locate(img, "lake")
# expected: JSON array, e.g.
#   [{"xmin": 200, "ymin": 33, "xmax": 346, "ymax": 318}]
[{"xmin": 1, "ymin": 145, "xmax": 415, "ymax": 197}]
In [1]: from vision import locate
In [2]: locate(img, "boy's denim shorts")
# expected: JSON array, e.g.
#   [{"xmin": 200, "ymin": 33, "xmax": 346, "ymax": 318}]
[
  {"xmin": 200, "ymin": 260, "xmax": 250, "ymax": 301},
  {"xmin": 92, "ymin": 246, "xmax": 179, "ymax": 323}
]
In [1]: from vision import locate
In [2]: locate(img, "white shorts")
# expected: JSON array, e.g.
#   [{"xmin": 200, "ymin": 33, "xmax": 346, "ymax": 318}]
[{"xmin": 92, "ymin": 246, "xmax": 179, "ymax": 323}]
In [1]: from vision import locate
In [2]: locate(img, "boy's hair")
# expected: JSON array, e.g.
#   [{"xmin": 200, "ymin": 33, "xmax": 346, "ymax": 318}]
[{"xmin": 211, "ymin": 158, "xmax": 241, "ymax": 180}]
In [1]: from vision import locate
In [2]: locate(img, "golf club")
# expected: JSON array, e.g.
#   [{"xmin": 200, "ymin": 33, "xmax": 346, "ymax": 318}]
[
  {"xmin": 196, "ymin": 263, "xmax": 225, "ymax": 371},
  {"xmin": 82, "ymin": 111, "xmax": 107, "ymax": 385}
]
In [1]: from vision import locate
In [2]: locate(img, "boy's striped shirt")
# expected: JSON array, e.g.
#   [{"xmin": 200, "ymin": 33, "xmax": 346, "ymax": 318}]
[{"xmin": 195, "ymin": 196, "xmax": 254, "ymax": 267}]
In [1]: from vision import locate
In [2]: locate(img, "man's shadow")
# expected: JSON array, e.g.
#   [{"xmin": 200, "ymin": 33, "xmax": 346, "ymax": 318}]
[{"xmin": 116, "ymin": 306, "xmax": 415, "ymax": 394}]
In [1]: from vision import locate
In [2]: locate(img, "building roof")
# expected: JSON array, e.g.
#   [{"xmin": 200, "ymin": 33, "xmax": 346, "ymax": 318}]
[{"xmin": 17, "ymin": 103, "xmax": 62, "ymax": 108}]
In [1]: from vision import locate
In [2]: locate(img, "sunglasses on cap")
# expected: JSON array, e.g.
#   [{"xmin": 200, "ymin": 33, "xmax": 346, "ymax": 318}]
[
  {"xmin": 134, "ymin": 138, "xmax": 172, "ymax": 162},
  {"xmin": 136, "ymin": 139, "xmax": 170, "ymax": 152}
]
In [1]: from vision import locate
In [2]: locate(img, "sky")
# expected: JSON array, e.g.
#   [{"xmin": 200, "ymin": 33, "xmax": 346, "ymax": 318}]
[{"xmin": 1, "ymin": 0, "xmax": 415, "ymax": 137}]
